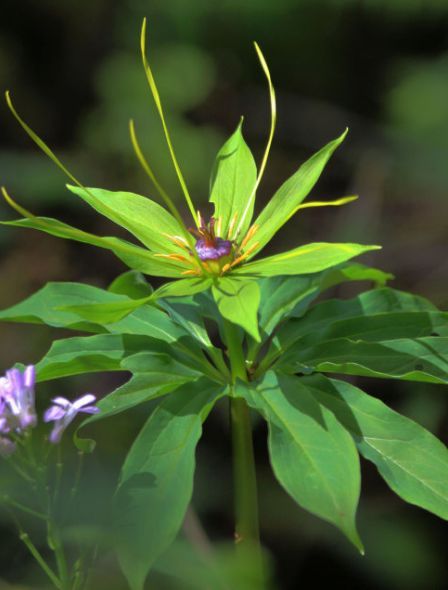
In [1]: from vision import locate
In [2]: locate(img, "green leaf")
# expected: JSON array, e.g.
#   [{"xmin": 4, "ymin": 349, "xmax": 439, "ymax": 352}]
[
  {"xmin": 2, "ymin": 216, "xmax": 183, "ymax": 277},
  {"xmin": 209, "ymin": 120, "xmax": 257, "ymax": 238},
  {"xmin": 0, "ymin": 282, "xmax": 122, "ymax": 331},
  {"xmin": 274, "ymin": 287, "xmax": 446, "ymax": 355},
  {"xmin": 279, "ymin": 336, "xmax": 448, "ymax": 384},
  {"xmin": 236, "ymin": 372, "xmax": 362, "ymax": 551},
  {"xmin": 114, "ymin": 379, "xmax": 226, "ymax": 590},
  {"xmin": 153, "ymin": 278, "xmax": 213, "ymax": 299},
  {"xmin": 236, "ymin": 242, "xmax": 381, "ymax": 277},
  {"xmin": 59, "ymin": 298, "xmax": 154, "ymax": 324},
  {"xmin": 108, "ymin": 271, "xmax": 154, "ymax": 299},
  {"xmin": 75, "ymin": 352, "xmax": 204, "ymax": 452},
  {"xmin": 66, "ymin": 185, "xmax": 184, "ymax": 253},
  {"xmin": 212, "ymin": 277, "xmax": 260, "ymax": 341},
  {"xmin": 35, "ymin": 334, "xmax": 154, "ymax": 381},
  {"xmin": 304, "ymin": 375, "xmax": 448, "ymax": 520},
  {"xmin": 160, "ymin": 297, "xmax": 213, "ymax": 348},
  {"xmin": 257, "ymin": 264, "xmax": 393, "ymax": 336},
  {"xmin": 245, "ymin": 130, "xmax": 348, "ymax": 256}
]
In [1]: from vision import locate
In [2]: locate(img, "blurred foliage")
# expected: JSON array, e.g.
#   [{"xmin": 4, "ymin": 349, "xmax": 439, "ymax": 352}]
[{"xmin": 0, "ymin": 0, "xmax": 447, "ymax": 589}]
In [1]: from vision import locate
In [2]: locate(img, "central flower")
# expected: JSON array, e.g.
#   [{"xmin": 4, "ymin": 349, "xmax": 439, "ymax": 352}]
[{"xmin": 192, "ymin": 216, "xmax": 232, "ymax": 261}]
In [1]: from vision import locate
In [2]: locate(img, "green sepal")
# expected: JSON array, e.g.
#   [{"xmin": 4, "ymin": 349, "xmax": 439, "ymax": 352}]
[
  {"xmin": 209, "ymin": 119, "xmax": 257, "ymax": 238},
  {"xmin": 1, "ymin": 216, "xmax": 183, "ymax": 277},
  {"xmin": 235, "ymin": 242, "xmax": 381, "ymax": 277},
  {"xmin": 245, "ymin": 129, "xmax": 348, "ymax": 256},
  {"xmin": 66, "ymin": 185, "xmax": 184, "ymax": 253}
]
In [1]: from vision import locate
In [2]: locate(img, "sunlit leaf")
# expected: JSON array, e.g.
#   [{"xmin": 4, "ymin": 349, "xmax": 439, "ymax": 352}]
[
  {"xmin": 236, "ymin": 242, "xmax": 380, "ymax": 277},
  {"xmin": 209, "ymin": 119, "xmax": 257, "ymax": 238}
]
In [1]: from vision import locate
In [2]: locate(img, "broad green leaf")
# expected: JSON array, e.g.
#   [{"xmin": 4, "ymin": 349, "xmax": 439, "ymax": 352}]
[
  {"xmin": 245, "ymin": 130, "xmax": 348, "ymax": 256},
  {"xmin": 36, "ymin": 334, "xmax": 154, "ymax": 381},
  {"xmin": 304, "ymin": 375, "xmax": 448, "ymax": 520},
  {"xmin": 278, "ymin": 336, "xmax": 448, "ymax": 384},
  {"xmin": 66, "ymin": 185, "xmax": 184, "ymax": 253},
  {"xmin": 114, "ymin": 379, "xmax": 226, "ymax": 590},
  {"xmin": 2, "ymin": 217, "xmax": 183, "ymax": 277},
  {"xmin": 212, "ymin": 277, "xmax": 260, "ymax": 341},
  {"xmin": 108, "ymin": 271, "xmax": 154, "ymax": 299},
  {"xmin": 236, "ymin": 242, "xmax": 381, "ymax": 277},
  {"xmin": 209, "ymin": 120, "xmax": 257, "ymax": 238},
  {"xmin": 257, "ymin": 264, "xmax": 393, "ymax": 336},
  {"xmin": 0, "ymin": 282, "xmax": 123, "ymax": 331},
  {"xmin": 236, "ymin": 372, "xmax": 362, "ymax": 550}
]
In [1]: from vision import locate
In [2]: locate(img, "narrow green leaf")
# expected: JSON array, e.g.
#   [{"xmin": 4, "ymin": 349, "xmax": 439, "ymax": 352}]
[
  {"xmin": 273, "ymin": 287, "xmax": 445, "ymax": 355},
  {"xmin": 66, "ymin": 185, "xmax": 184, "ymax": 254},
  {"xmin": 246, "ymin": 130, "xmax": 348, "ymax": 256},
  {"xmin": 279, "ymin": 336, "xmax": 448, "ymax": 384},
  {"xmin": 209, "ymin": 120, "xmax": 257, "ymax": 238},
  {"xmin": 236, "ymin": 372, "xmax": 363, "ymax": 551},
  {"xmin": 236, "ymin": 242, "xmax": 381, "ymax": 277},
  {"xmin": 212, "ymin": 277, "xmax": 260, "ymax": 341},
  {"xmin": 305, "ymin": 375, "xmax": 448, "ymax": 520},
  {"xmin": 2, "ymin": 216, "xmax": 183, "ymax": 277},
  {"xmin": 108, "ymin": 271, "xmax": 154, "ymax": 299},
  {"xmin": 114, "ymin": 379, "xmax": 226, "ymax": 590}
]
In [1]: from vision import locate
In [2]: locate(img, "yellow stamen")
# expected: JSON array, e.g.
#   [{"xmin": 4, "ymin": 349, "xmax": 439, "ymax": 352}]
[
  {"xmin": 215, "ymin": 216, "xmax": 222, "ymax": 238},
  {"xmin": 162, "ymin": 233, "xmax": 190, "ymax": 251},
  {"xmin": 221, "ymin": 263, "xmax": 231, "ymax": 274},
  {"xmin": 230, "ymin": 241, "xmax": 260, "ymax": 268},
  {"xmin": 182, "ymin": 269, "xmax": 201, "ymax": 276},
  {"xmin": 198, "ymin": 210, "xmax": 204, "ymax": 228},
  {"xmin": 227, "ymin": 212, "xmax": 238, "ymax": 240},
  {"xmin": 154, "ymin": 253, "xmax": 190, "ymax": 263},
  {"xmin": 239, "ymin": 224, "xmax": 259, "ymax": 251}
]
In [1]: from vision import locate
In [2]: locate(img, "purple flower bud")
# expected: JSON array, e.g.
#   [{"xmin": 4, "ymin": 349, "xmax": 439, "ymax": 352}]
[
  {"xmin": 0, "ymin": 365, "xmax": 37, "ymax": 432},
  {"xmin": 195, "ymin": 237, "xmax": 232, "ymax": 261},
  {"xmin": 44, "ymin": 394, "xmax": 100, "ymax": 444}
]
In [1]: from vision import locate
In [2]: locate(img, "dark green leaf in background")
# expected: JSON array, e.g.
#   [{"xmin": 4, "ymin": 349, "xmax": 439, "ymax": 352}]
[
  {"xmin": 305, "ymin": 375, "xmax": 448, "ymax": 520},
  {"xmin": 237, "ymin": 372, "xmax": 363, "ymax": 551},
  {"xmin": 114, "ymin": 379, "xmax": 226, "ymax": 590}
]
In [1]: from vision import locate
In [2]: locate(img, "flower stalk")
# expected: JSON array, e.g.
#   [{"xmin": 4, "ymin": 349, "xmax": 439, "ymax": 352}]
[{"xmin": 223, "ymin": 320, "xmax": 264, "ymax": 584}]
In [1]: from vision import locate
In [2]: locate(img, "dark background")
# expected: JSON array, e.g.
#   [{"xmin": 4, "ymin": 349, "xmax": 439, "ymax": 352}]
[{"xmin": 0, "ymin": 1, "xmax": 447, "ymax": 588}]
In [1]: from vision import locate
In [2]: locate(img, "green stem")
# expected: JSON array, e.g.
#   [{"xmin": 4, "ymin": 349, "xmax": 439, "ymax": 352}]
[
  {"xmin": 19, "ymin": 531, "xmax": 62, "ymax": 589},
  {"xmin": 223, "ymin": 320, "xmax": 264, "ymax": 584},
  {"xmin": 48, "ymin": 521, "xmax": 70, "ymax": 590}
]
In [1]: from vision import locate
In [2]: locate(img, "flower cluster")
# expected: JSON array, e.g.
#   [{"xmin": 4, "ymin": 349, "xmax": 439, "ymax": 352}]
[{"xmin": 0, "ymin": 364, "xmax": 99, "ymax": 455}]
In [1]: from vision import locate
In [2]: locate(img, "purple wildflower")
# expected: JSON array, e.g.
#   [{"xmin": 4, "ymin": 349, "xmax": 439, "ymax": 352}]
[
  {"xmin": 0, "ymin": 365, "xmax": 37, "ymax": 431},
  {"xmin": 44, "ymin": 394, "xmax": 99, "ymax": 444}
]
